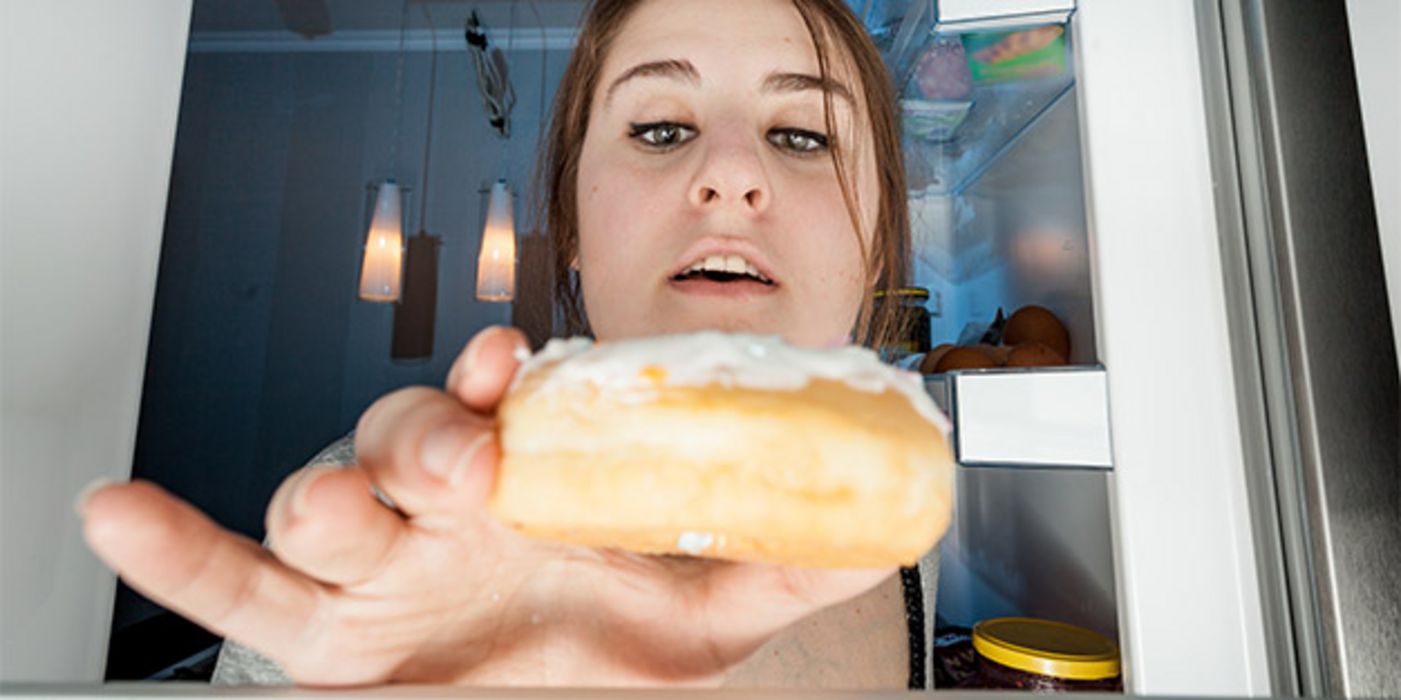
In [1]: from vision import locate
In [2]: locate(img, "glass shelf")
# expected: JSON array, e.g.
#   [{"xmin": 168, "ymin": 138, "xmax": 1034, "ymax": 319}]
[
  {"xmin": 848, "ymin": 1, "xmax": 1077, "ymax": 194},
  {"xmin": 901, "ymin": 56, "xmax": 1075, "ymax": 195}
]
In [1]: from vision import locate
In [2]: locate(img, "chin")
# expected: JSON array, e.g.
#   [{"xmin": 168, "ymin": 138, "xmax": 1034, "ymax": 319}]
[
  {"xmin": 659, "ymin": 320, "xmax": 841, "ymax": 350},
  {"xmin": 594, "ymin": 315, "xmax": 768, "ymax": 342},
  {"xmin": 591, "ymin": 308, "xmax": 847, "ymax": 349}
]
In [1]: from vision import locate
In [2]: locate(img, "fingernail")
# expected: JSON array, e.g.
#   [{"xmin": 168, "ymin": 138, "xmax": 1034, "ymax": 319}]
[
  {"xmin": 74, "ymin": 477, "xmax": 116, "ymax": 518},
  {"xmin": 421, "ymin": 425, "xmax": 493, "ymax": 487},
  {"xmin": 289, "ymin": 466, "xmax": 337, "ymax": 519}
]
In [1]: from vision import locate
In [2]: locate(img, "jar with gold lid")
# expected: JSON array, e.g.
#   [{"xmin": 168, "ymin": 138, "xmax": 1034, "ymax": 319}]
[
  {"xmin": 955, "ymin": 617, "xmax": 1122, "ymax": 691},
  {"xmin": 873, "ymin": 287, "xmax": 932, "ymax": 362}
]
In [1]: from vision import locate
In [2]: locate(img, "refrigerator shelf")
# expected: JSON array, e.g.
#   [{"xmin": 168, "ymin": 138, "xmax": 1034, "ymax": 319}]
[
  {"xmin": 854, "ymin": 0, "xmax": 1075, "ymax": 83},
  {"xmin": 900, "ymin": 28, "xmax": 1076, "ymax": 193},
  {"xmin": 850, "ymin": 1, "xmax": 1078, "ymax": 194},
  {"xmin": 924, "ymin": 365, "xmax": 1112, "ymax": 469},
  {"xmin": 904, "ymin": 76, "xmax": 1076, "ymax": 195}
]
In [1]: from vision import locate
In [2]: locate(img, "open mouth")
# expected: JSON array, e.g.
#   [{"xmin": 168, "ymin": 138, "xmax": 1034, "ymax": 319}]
[{"xmin": 670, "ymin": 254, "xmax": 776, "ymax": 286}]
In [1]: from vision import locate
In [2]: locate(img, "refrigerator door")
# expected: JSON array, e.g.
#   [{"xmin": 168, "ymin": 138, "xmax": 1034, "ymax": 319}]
[{"xmin": 883, "ymin": 0, "xmax": 1274, "ymax": 692}]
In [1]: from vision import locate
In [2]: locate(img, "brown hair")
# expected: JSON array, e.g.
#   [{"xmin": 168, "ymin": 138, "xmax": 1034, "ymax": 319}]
[{"xmin": 533, "ymin": 0, "xmax": 910, "ymax": 348}]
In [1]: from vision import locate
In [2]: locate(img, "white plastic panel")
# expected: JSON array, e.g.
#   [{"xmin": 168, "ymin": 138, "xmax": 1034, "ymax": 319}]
[
  {"xmin": 1345, "ymin": 0, "xmax": 1401, "ymax": 382},
  {"xmin": 950, "ymin": 369, "xmax": 1111, "ymax": 467},
  {"xmin": 0, "ymin": 0, "xmax": 192, "ymax": 682},
  {"xmin": 936, "ymin": 0, "xmax": 1074, "ymax": 31},
  {"xmin": 1074, "ymin": 0, "xmax": 1271, "ymax": 695}
]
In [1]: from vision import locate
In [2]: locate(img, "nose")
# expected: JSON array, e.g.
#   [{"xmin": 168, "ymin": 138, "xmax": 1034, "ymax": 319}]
[{"xmin": 688, "ymin": 128, "xmax": 770, "ymax": 215}]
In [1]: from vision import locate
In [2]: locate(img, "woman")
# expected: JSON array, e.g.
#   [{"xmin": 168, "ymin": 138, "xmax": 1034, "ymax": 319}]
[{"xmin": 80, "ymin": 0, "xmax": 935, "ymax": 687}]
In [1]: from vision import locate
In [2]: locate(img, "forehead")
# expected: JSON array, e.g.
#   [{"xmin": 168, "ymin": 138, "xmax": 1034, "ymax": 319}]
[{"xmin": 600, "ymin": 0, "xmax": 861, "ymax": 93}]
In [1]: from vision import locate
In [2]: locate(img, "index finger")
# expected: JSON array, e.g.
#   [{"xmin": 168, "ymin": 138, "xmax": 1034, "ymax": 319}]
[
  {"xmin": 444, "ymin": 325, "xmax": 530, "ymax": 413},
  {"xmin": 81, "ymin": 481, "xmax": 326, "ymax": 666}
]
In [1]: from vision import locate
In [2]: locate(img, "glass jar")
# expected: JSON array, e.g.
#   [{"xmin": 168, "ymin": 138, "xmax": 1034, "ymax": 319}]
[
  {"xmin": 874, "ymin": 287, "xmax": 932, "ymax": 361},
  {"xmin": 955, "ymin": 617, "xmax": 1122, "ymax": 692}
]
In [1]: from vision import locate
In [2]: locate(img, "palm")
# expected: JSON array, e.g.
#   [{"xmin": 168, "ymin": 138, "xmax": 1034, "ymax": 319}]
[{"xmin": 276, "ymin": 506, "xmax": 884, "ymax": 685}]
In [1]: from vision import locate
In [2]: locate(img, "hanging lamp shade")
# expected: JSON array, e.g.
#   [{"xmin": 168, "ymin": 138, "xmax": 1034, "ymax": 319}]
[
  {"xmin": 358, "ymin": 180, "xmax": 405, "ymax": 302},
  {"xmin": 475, "ymin": 179, "xmax": 516, "ymax": 302}
]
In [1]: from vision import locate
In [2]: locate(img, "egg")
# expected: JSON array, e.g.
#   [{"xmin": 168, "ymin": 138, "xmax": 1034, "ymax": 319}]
[
  {"xmin": 1004, "ymin": 341, "xmax": 1066, "ymax": 368},
  {"xmin": 934, "ymin": 345, "xmax": 999, "ymax": 373},
  {"xmin": 920, "ymin": 343, "xmax": 957, "ymax": 374},
  {"xmin": 1003, "ymin": 305, "xmax": 1071, "ymax": 361}
]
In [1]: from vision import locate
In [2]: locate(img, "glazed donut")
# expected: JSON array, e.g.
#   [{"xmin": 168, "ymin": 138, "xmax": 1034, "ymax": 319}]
[{"xmin": 488, "ymin": 332, "xmax": 954, "ymax": 569}]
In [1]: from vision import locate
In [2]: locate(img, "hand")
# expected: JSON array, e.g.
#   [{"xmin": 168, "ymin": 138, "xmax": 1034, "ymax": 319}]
[{"xmin": 81, "ymin": 326, "xmax": 895, "ymax": 686}]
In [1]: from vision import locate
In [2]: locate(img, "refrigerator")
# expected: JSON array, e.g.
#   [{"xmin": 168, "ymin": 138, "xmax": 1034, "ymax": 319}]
[
  {"xmin": 862, "ymin": 0, "xmax": 1400, "ymax": 696},
  {"xmin": 3, "ymin": 0, "xmax": 1395, "ymax": 695}
]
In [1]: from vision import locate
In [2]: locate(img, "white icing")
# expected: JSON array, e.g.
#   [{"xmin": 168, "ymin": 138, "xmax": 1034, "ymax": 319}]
[
  {"xmin": 676, "ymin": 531, "xmax": 716, "ymax": 555},
  {"xmin": 512, "ymin": 332, "xmax": 952, "ymax": 435}
]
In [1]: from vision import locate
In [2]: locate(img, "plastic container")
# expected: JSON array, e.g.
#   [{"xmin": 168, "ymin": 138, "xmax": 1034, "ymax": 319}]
[{"xmin": 955, "ymin": 617, "xmax": 1122, "ymax": 692}]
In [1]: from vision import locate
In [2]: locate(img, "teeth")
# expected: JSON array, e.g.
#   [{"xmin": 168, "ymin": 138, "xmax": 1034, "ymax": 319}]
[{"xmin": 680, "ymin": 254, "xmax": 771, "ymax": 283}]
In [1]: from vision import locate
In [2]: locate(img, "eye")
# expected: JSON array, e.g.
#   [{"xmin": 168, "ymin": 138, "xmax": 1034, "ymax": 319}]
[
  {"xmin": 767, "ymin": 128, "xmax": 829, "ymax": 155},
  {"xmin": 628, "ymin": 121, "xmax": 698, "ymax": 150}
]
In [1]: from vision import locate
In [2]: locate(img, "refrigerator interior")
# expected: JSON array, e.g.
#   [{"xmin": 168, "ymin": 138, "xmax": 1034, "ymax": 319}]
[{"xmin": 888, "ymin": 13, "xmax": 1121, "ymax": 646}]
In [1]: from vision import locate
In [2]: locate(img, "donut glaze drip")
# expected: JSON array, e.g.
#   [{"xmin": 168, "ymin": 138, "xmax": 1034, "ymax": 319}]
[{"xmin": 513, "ymin": 332, "xmax": 951, "ymax": 435}]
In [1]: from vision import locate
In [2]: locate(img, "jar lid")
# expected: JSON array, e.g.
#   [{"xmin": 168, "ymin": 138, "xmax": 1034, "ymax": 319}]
[
  {"xmin": 873, "ymin": 287, "xmax": 930, "ymax": 299},
  {"xmin": 972, "ymin": 618, "xmax": 1121, "ymax": 681}
]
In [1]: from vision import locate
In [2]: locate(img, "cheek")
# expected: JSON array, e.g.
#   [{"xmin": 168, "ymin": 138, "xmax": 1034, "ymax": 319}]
[
  {"xmin": 578, "ymin": 147, "xmax": 670, "ymax": 249},
  {"xmin": 787, "ymin": 196, "xmax": 867, "ymax": 307},
  {"xmin": 776, "ymin": 150, "xmax": 879, "ymax": 329},
  {"xmin": 575, "ymin": 145, "xmax": 677, "ymax": 332},
  {"xmin": 786, "ymin": 172, "xmax": 870, "ymax": 276},
  {"xmin": 577, "ymin": 149, "xmax": 634, "ymax": 267}
]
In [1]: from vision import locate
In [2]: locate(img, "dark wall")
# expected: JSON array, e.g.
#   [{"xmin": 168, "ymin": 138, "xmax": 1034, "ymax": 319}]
[{"xmin": 114, "ymin": 42, "xmax": 568, "ymax": 646}]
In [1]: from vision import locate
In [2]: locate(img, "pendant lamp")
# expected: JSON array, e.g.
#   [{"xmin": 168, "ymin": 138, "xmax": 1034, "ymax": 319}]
[
  {"xmin": 475, "ymin": 179, "xmax": 516, "ymax": 302},
  {"xmin": 358, "ymin": 0, "xmax": 410, "ymax": 304},
  {"xmin": 358, "ymin": 180, "xmax": 404, "ymax": 302}
]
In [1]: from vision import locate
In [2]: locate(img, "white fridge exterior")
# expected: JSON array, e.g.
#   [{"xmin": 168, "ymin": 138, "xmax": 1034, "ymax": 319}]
[
  {"xmin": 0, "ymin": 0, "xmax": 193, "ymax": 684},
  {"xmin": 979, "ymin": 0, "xmax": 1398, "ymax": 695},
  {"xmin": 1074, "ymin": 1, "xmax": 1273, "ymax": 693}
]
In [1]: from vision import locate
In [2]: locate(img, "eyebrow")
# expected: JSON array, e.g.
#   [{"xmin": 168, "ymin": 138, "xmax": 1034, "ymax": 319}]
[
  {"xmin": 604, "ymin": 59, "xmax": 700, "ymax": 106},
  {"xmin": 603, "ymin": 58, "xmax": 856, "ymax": 109},
  {"xmin": 762, "ymin": 71, "xmax": 855, "ymax": 108}
]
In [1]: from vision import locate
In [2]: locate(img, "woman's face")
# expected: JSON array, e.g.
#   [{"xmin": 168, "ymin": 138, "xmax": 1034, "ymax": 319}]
[{"xmin": 575, "ymin": 0, "xmax": 880, "ymax": 348}]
